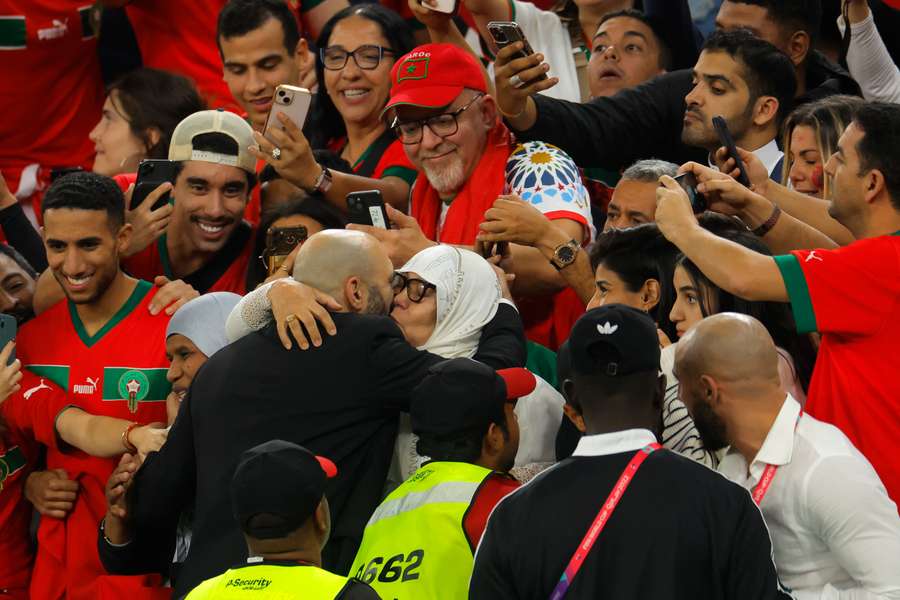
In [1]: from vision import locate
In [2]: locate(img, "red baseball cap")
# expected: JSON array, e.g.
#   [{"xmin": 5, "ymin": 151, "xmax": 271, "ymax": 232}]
[{"xmin": 382, "ymin": 43, "xmax": 487, "ymax": 119}]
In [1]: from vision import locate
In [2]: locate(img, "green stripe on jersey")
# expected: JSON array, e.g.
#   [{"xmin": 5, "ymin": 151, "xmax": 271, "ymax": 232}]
[
  {"xmin": 1, "ymin": 445, "xmax": 26, "ymax": 489},
  {"xmin": 774, "ymin": 254, "xmax": 818, "ymax": 334},
  {"xmin": 102, "ymin": 367, "xmax": 170, "ymax": 413},
  {"xmin": 0, "ymin": 16, "xmax": 26, "ymax": 50},
  {"xmin": 27, "ymin": 365, "xmax": 70, "ymax": 390}
]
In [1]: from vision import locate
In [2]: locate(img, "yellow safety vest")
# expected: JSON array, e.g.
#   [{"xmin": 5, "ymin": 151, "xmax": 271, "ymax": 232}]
[
  {"xmin": 349, "ymin": 461, "xmax": 493, "ymax": 600},
  {"xmin": 185, "ymin": 562, "xmax": 350, "ymax": 599}
]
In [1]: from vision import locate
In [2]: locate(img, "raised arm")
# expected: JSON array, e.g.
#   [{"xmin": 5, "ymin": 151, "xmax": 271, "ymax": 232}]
[
  {"xmin": 839, "ymin": 0, "xmax": 900, "ymax": 104},
  {"xmin": 55, "ymin": 408, "xmax": 166, "ymax": 459}
]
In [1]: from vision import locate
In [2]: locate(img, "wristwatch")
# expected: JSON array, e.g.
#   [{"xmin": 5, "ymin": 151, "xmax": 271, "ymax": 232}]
[
  {"xmin": 306, "ymin": 165, "xmax": 333, "ymax": 194},
  {"xmin": 550, "ymin": 239, "xmax": 579, "ymax": 271}
]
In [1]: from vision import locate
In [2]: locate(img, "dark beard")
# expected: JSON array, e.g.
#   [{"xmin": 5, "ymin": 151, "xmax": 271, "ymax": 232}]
[
  {"xmin": 365, "ymin": 285, "xmax": 388, "ymax": 316},
  {"xmin": 691, "ymin": 396, "xmax": 729, "ymax": 451}
]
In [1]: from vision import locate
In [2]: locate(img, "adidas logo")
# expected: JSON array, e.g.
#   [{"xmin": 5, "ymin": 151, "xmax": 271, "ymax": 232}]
[{"xmin": 596, "ymin": 322, "xmax": 618, "ymax": 335}]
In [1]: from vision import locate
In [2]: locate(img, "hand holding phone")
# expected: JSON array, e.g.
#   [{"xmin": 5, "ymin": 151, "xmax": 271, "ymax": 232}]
[
  {"xmin": 673, "ymin": 172, "xmax": 707, "ymax": 214},
  {"xmin": 264, "ymin": 226, "xmax": 309, "ymax": 275},
  {"xmin": 264, "ymin": 85, "xmax": 312, "ymax": 144},
  {"xmin": 347, "ymin": 191, "xmax": 390, "ymax": 229},
  {"xmin": 712, "ymin": 116, "xmax": 752, "ymax": 187},
  {"xmin": 488, "ymin": 22, "xmax": 549, "ymax": 83},
  {"xmin": 132, "ymin": 160, "xmax": 177, "ymax": 211}
]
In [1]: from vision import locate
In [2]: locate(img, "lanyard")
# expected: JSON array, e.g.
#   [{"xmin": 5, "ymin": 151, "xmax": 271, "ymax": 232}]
[
  {"xmin": 549, "ymin": 442, "xmax": 662, "ymax": 600},
  {"xmin": 751, "ymin": 410, "xmax": 803, "ymax": 505}
]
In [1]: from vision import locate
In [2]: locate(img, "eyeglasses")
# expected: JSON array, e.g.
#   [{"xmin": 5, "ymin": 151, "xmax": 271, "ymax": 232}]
[
  {"xmin": 391, "ymin": 272, "xmax": 436, "ymax": 303},
  {"xmin": 320, "ymin": 45, "xmax": 395, "ymax": 71},
  {"xmin": 391, "ymin": 93, "xmax": 484, "ymax": 145}
]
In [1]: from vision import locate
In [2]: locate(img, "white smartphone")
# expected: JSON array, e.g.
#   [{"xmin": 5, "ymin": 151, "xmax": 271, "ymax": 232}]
[
  {"xmin": 263, "ymin": 84, "xmax": 312, "ymax": 144},
  {"xmin": 425, "ymin": 0, "xmax": 455, "ymax": 14}
]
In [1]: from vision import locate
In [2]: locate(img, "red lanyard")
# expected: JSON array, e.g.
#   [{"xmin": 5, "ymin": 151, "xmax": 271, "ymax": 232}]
[
  {"xmin": 751, "ymin": 410, "xmax": 803, "ymax": 505},
  {"xmin": 549, "ymin": 442, "xmax": 662, "ymax": 600}
]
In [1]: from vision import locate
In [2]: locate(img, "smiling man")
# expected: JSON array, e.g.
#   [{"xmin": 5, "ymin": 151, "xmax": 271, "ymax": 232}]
[
  {"xmin": 14, "ymin": 171, "xmax": 172, "ymax": 600},
  {"xmin": 124, "ymin": 110, "xmax": 258, "ymax": 294}
]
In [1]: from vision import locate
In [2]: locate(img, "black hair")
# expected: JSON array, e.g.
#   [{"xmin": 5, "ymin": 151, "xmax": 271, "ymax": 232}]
[
  {"xmin": 588, "ymin": 224, "xmax": 678, "ymax": 342},
  {"xmin": 415, "ymin": 411, "xmax": 510, "ymax": 464},
  {"xmin": 172, "ymin": 132, "xmax": 258, "ymax": 191},
  {"xmin": 217, "ymin": 0, "xmax": 300, "ymax": 56},
  {"xmin": 853, "ymin": 102, "xmax": 900, "ymax": 211},
  {"xmin": 726, "ymin": 0, "xmax": 822, "ymax": 42},
  {"xmin": 701, "ymin": 29, "xmax": 797, "ymax": 126},
  {"xmin": 107, "ymin": 68, "xmax": 206, "ymax": 160},
  {"xmin": 596, "ymin": 9, "xmax": 673, "ymax": 71},
  {"xmin": 245, "ymin": 194, "xmax": 348, "ymax": 289},
  {"xmin": 678, "ymin": 213, "xmax": 816, "ymax": 390},
  {"xmin": 307, "ymin": 5, "xmax": 414, "ymax": 150},
  {"xmin": 0, "ymin": 243, "xmax": 37, "ymax": 279},
  {"xmin": 41, "ymin": 171, "xmax": 125, "ymax": 230}
]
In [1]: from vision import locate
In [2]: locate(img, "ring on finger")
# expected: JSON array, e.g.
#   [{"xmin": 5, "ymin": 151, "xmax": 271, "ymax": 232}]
[
  {"xmin": 509, "ymin": 74, "xmax": 525, "ymax": 89},
  {"xmin": 271, "ymin": 147, "xmax": 282, "ymax": 160},
  {"xmin": 285, "ymin": 314, "xmax": 297, "ymax": 323}
]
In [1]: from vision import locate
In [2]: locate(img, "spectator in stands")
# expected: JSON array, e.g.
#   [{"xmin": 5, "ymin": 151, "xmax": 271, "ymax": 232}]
[
  {"xmin": 123, "ymin": 110, "xmax": 258, "ymax": 295},
  {"xmin": 257, "ymin": 151, "xmax": 351, "ymax": 213},
  {"xmin": 0, "ymin": 244, "xmax": 37, "ymax": 324},
  {"xmin": 250, "ymin": 5, "xmax": 419, "ymax": 213},
  {"xmin": 837, "ymin": 0, "xmax": 900, "ymax": 103},
  {"xmin": 470, "ymin": 305, "xmax": 791, "ymax": 599},
  {"xmin": 99, "ymin": 230, "xmax": 525, "ymax": 596},
  {"xmin": 89, "ymin": 68, "xmax": 206, "ymax": 178},
  {"xmin": 655, "ymin": 101, "xmax": 900, "ymax": 507},
  {"xmin": 493, "ymin": 0, "xmax": 860, "ymax": 172},
  {"xmin": 676, "ymin": 313, "xmax": 900, "ymax": 597},
  {"xmin": 780, "ymin": 94, "xmax": 863, "ymax": 199},
  {"xmin": 604, "ymin": 159, "xmax": 677, "ymax": 231},
  {"xmin": 183, "ymin": 440, "xmax": 379, "ymax": 599},
  {"xmin": 350, "ymin": 359, "xmax": 526, "ymax": 599}
]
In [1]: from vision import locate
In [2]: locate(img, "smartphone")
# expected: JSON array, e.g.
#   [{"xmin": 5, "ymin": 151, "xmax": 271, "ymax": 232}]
[
  {"xmin": 674, "ymin": 172, "xmax": 707, "ymax": 214},
  {"xmin": 712, "ymin": 116, "xmax": 752, "ymax": 187},
  {"xmin": 487, "ymin": 22, "xmax": 549, "ymax": 83},
  {"xmin": 347, "ymin": 190, "xmax": 390, "ymax": 229},
  {"xmin": 264, "ymin": 225, "xmax": 308, "ymax": 275},
  {"xmin": 424, "ymin": 0, "xmax": 455, "ymax": 13},
  {"xmin": 0, "ymin": 314, "xmax": 16, "ymax": 366},
  {"xmin": 132, "ymin": 159, "xmax": 177, "ymax": 211},
  {"xmin": 264, "ymin": 85, "xmax": 312, "ymax": 144}
]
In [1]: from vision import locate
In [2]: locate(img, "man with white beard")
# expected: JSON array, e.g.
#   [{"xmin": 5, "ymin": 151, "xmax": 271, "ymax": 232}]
[{"xmin": 372, "ymin": 43, "xmax": 593, "ymax": 349}]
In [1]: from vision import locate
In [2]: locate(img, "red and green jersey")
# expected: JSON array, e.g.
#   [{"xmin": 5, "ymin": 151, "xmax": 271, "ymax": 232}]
[
  {"xmin": 0, "ymin": 1, "xmax": 104, "ymax": 212},
  {"xmin": 0, "ymin": 370, "xmax": 69, "ymax": 599},
  {"xmin": 329, "ymin": 131, "xmax": 418, "ymax": 185},
  {"xmin": 774, "ymin": 233, "xmax": 900, "ymax": 508},
  {"xmin": 15, "ymin": 279, "xmax": 172, "ymax": 600},
  {"xmin": 123, "ymin": 223, "xmax": 254, "ymax": 295}
]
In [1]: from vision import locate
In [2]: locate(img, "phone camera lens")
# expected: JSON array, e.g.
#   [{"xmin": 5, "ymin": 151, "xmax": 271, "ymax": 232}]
[
  {"xmin": 283, "ymin": 97, "xmax": 292, "ymax": 104},
  {"xmin": 278, "ymin": 90, "xmax": 285, "ymax": 97},
  {"xmin": 495, "ymin": 31, "xmax": 507, "ymax": 42}
]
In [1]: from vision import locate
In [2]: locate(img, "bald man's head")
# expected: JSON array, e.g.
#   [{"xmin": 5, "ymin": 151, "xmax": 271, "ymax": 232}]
[{"xmin": 293, "ymin": 230, "xmax": 394, "ymax": 315}]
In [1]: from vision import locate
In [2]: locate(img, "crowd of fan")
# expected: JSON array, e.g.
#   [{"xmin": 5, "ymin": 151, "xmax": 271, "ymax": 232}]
[{"xmin": 1, "ymin": 0, "xmax": 899, "ymax": 598}]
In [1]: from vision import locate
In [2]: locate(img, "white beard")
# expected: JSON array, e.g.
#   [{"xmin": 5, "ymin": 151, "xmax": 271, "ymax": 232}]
[{"xmin": 422, "ymin": 154, "xmax": 466, "ymax": 195}]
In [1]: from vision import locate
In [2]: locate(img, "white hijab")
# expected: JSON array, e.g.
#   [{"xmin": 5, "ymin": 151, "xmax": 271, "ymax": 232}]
[{"xmin": 398, "ymin": 246, "xmax": 501, "ymax": 359}]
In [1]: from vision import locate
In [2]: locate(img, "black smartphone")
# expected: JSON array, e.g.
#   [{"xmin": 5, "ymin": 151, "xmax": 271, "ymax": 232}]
[
  {"xmin": 712, "ymin": 116, "xmax": 752, "ymax": 187},
  {"xmin": 132, "ymin": 159, "xmax": 177, "ymax": 211},
  {"xmin": 0, "ymin": 313, "xmax": 16, "ymax": 366},
  {"xmin": 264, "ymin": 225, "xmax": 308, "ymax": 275},
  {"xmin": 487, "ymin": 21, "xmax": 549, "ymax": 83},
  {"xmin": 674, "ymin": 172, "xmax": 707, "ymax": 213},
  {"xmin": 347, "ymin": 190, "xmax": 390, "ymax": 229}
]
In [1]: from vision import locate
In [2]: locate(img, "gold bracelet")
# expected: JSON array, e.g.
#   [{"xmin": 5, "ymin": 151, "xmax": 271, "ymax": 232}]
[{"xmin": 122, "ymin": 422, "xmax": 139, "ymax": 453}]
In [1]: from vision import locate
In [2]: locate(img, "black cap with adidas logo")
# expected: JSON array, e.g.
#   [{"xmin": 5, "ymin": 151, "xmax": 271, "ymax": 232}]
[{"xmin": 568, "ymin": 304, "xmax": 660, "ymax": 377}]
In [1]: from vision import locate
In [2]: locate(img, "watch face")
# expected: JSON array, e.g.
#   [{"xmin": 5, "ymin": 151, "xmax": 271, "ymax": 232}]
[{"xmin": 557, "ymin": 245, "xmax": 576, "ymax": 263}]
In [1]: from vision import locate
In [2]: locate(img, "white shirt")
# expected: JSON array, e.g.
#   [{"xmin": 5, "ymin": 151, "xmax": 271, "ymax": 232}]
[
  {"xmin": 572, "ymin": 428, "xmax": 657, "ymax": 457},
  {"xmin": 718, "ymin": 395, "xmax": 900, "ymax": 599},
  {"xmin": 707, "ymin": 138, "xmax": 783, "ymax": 177}
]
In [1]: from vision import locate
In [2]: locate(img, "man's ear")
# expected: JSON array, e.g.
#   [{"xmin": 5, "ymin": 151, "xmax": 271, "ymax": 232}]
[
  {"xmin": 863, "ymin": 168, "xmax": 886, "ymax": 205},
  {"xmin": 144, "ymin": 128, "xmax": 162, "ymax": 152},
  {"xmin": 116, "ymin": 222, "xmax": 134, "ymax": 255},
  {"xmin": 654, "ymin": 374, "xmax": 666, "ymax": 411},
  {"xmin": 699, "ymin": 374, "xmax": 720, "ymax": 406},
  {"xmin": 785, "ymin": 30, "xmax": 810, "ymax": 67},
  {"xmin": 480, "ymin": 94, "xmax": 500, "ymax": 128},
  {"xmin": 483, "ymin": 422, "xmax": 504, "ymax": 457},
  {"xmin": 344, "ymin": 276, "xmax": 365, "ymax": 311},
  {"xmin": 313, "ymin": 497, "xmax": 329, "ymax": 536},
  {"xmin": 562, "ymin": 402, "xmax": 586, "ymax": 433},
  {"xmin": 752, "ymin": 95, "xmax": 780, "ymax": 128},
  {"xmin": 293, "ymin": 37, "xmax": 310, "ymax": 62}
]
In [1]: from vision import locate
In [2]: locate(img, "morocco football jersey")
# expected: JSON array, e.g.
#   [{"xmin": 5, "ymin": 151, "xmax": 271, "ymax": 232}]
[
  {"xmin": 15, "ymin": 279, "xmax": 172, "ymax": 600},
  {"xmin": 774, "ymin": 233, "xmax": 900, "ymax": 509}
]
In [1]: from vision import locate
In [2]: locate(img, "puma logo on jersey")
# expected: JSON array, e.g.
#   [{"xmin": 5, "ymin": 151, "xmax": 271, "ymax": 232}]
[
  {"xmin": 805, "ymin": 251, "xmax": 823, "ymax": 263},
  {"xmin": 73, "ymin": 376, "xmax": 99, "ymax": 395},
  {"xmin": 23, "ymin": 379, "xmax": 52, "ymax": 400},
  {"xmin": 38, "ymin": 19, "xmax": 68, "ymax": 41},
  {"xmin": 596, "ymin": 322, "xmax": 619, "ymax": 335}
]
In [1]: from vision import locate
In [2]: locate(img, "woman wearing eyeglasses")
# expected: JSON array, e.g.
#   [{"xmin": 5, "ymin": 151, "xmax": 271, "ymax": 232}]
[{"xmin": 251, "ymin": 5, "xmax": 417, "ymax": 212}]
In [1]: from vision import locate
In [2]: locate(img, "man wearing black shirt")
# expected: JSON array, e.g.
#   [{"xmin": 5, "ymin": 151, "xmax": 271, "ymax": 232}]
[
  {"xmin": 494, "ymin": 0, "xmax": 860, "ymax": 170},
  {"xmin": 98, "ymin": 230, "xmax": 526, "ymax": 597},
  {"xmin": 470, "ymin": 305, "xmax": 789, "ymax": 600}
]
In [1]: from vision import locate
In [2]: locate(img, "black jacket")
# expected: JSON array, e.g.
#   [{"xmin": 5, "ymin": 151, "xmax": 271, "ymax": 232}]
[
  {"xmin": 512, "ymin": 52, "xmax": 861, "ymax": 171},
  {"xmin": 99, "ymin": 306, "xmax": 526, "ymax": 598}
]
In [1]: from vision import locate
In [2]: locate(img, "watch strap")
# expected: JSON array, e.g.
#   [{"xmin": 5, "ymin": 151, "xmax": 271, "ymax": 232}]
[{"xmin": 752, "ymin": 204, "xmax": 782, "ymax": 237}]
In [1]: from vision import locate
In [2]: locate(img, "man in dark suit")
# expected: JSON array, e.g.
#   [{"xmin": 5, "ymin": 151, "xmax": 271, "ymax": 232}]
[{"xmin": 98, "ymin": 230, "xmax": 526, "ymax": 597}]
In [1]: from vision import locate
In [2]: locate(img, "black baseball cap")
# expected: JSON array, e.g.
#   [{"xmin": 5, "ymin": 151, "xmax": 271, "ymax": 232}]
[
  {"xmin": 411, "ymin": 358, "xmax": 536, "ymax": 438},
  {"xmin": 568, "ymin": 305, "xmax": 660, "ymax": 377},
  {"xmin": 231, "ymin": 440, "xmax": 338, "ymax": 539}
]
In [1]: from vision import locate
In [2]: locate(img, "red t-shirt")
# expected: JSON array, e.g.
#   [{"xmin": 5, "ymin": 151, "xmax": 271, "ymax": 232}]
[
  {"xmin": 775, "ymin": 234, "xmax": 900, "ymax": 508},
  {"xmin": 0, "ymin": 371, "xmax": 68, "ymax": 598},
  {"xmin": 462, "ymin": 473, "xmax": 521, "ymax": 550},
  {"xmin": 16, "ymin": 280, "xmax": 171, "ymax": 600},
  {"xmin": 0, "ymin": 1, "xmax": 104, "ymax": 210},
  {"xmin": 123, "ymin": 224, "xmax": 254, "ymax": 295},
  {"xmin": 330, "ymin": 133, "xmax": 418, "ymax": 185}
]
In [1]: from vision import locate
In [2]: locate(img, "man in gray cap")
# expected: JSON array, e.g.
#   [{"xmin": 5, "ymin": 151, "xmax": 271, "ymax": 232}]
[{"xmin": 470, "ymin": 304, "xmax": 791, "ymax": 600}]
